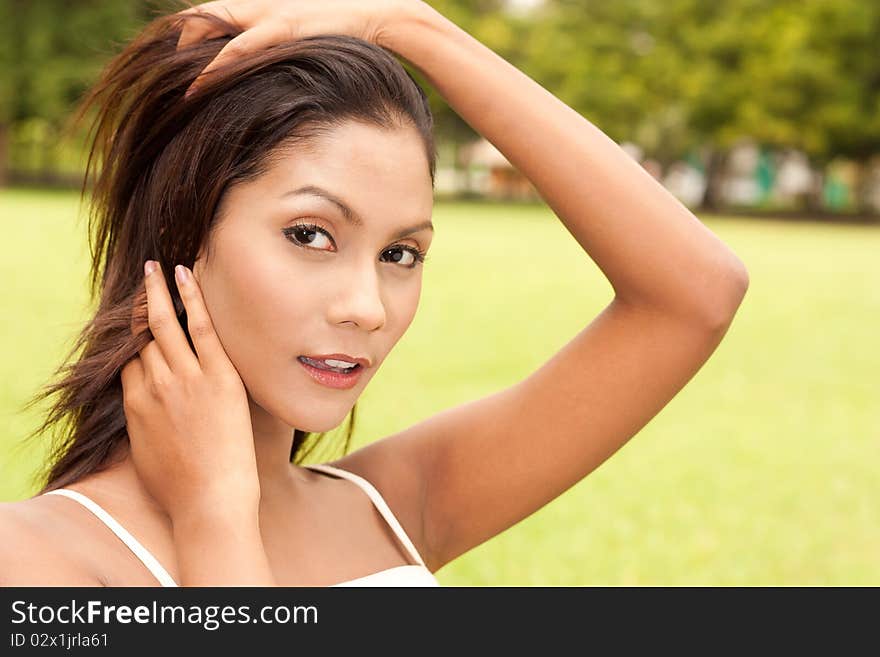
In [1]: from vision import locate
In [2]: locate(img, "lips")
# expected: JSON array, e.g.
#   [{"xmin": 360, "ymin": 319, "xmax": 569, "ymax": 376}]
[
  {"xmin": 298, "ymin": 356, "xmax": 365, "ymax": 389},
  {"xmin": 298, "ymin": 356, "xmax": 360, "ymax": 373},
  {"xmin": 299, "ymin": 353, "xmax": 371, "ymax": 368}
]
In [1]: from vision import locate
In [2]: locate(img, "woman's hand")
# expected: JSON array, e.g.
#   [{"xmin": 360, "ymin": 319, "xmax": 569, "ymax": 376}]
[
  {"xmin": 176, "ymin": 0, "xmax": 420, "ymax": 96},
  {"xmin": 121, "ymin": 260, "xmax": 261, "ymax": 524}
]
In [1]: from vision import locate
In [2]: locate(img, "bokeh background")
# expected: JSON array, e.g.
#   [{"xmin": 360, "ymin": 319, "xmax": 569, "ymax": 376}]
[{"xmin": 1, "ymin": 0, "xmax": 877, "ymax": 585}]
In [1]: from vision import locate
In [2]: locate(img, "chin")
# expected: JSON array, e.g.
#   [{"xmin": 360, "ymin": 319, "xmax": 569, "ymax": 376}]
[
  {"xmin": 283, "ymin": 404, "xmax": 355, "ymax": 435},
  {"xmin": 246, "ymin": 384, "xmax": 351, "ymax": 434}
]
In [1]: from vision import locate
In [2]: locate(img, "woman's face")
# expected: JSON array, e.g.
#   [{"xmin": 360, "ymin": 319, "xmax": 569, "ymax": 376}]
[{"xmin": 192, "ymin": 119, "xmax": 434, "ymax": 433}]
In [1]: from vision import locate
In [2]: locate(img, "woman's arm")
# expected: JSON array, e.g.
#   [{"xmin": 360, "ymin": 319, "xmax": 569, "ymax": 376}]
[
  {"xmin": 335, "ymin": 3, "xmax": 750, "ymax": 571},
  {"xmin": 159, "ymin": 0, "xmax": 749, "ymax": 574},
  {"xmin": 380, "ymin": 3, "xmax": 748, "ymax": 321}
]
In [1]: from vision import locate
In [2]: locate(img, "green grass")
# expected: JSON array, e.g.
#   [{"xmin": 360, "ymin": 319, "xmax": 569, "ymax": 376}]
[{"xmin": 2, "ymin": 188, "xmax": 878, "ymax": 585}]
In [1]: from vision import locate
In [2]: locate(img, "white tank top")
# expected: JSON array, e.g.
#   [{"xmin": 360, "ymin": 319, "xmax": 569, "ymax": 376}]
[{"xmin": 42, "ymin": 463, "xmax": 440, "ymax": 587}]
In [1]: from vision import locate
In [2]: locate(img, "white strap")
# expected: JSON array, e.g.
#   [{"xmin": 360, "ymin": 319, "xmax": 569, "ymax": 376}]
[
  {"xmin": 304, "ymin": 464, "xmax": 427, "ymax": 567},
  {"xmin": 44, "ymin": 489, "xmax": 178, "ymax": 587}
]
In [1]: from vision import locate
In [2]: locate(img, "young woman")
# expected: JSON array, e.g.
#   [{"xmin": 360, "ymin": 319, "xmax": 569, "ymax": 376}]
[{"xmin": 1, "ymin": 0, "xmax": 748, "ymax": 586}]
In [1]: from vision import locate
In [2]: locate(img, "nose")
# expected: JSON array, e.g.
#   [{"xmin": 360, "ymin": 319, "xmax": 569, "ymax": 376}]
[{"xmin": 327, "ymin": 259, "xmax": 387, "ymax": 331}]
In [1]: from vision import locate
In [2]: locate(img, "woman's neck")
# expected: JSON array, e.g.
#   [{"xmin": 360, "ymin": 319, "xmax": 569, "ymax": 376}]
[{"xmin": 69, "ymin": 440, "xmax": 314, "ymax": 526}]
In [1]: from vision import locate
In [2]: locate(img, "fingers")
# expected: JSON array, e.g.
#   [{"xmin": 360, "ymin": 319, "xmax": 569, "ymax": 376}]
[
  {"xmin": 184, "ymin": 22, "xmax": 287, "ymax": 97},
  {"xmin": 176, "ymin": 1, "xmax": 235, "ymax": 50},
  {"xmin": 129, "ymin": 284, "xmax": 149, "ymax": 339},
  {"xmin": 175, "ymin": 0, "xmax": 253, "ymax": 50},
  {"xmin": 120, "ymin": 355, "xmax": 146, "ymax": 414},
  {"xmin": 172, "ymin": 264, "xmax": 232, "ymax": 377},
  {"xmin": 129, "ymin": 279, "xmax": 173, "ymax": 385},
  {"xmin": 177, "ymin": 20, "xmax": 228, "ymax": 51},
  {"xmin": 143, "ymin": 261, "xmax": 201, "ymax": 377},
  {"xmin": 140, "ymin": 339, "xmax": 173, "ymax": 386},
  {"xmin": 120, "ymin": 355, "xmax": 144, "ymax": 394}
]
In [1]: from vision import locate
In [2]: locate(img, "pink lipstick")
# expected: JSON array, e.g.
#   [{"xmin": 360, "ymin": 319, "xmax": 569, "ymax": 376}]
[{"xmin": 297, "ymin": 356, "xmax": 364, "ymax": 389}]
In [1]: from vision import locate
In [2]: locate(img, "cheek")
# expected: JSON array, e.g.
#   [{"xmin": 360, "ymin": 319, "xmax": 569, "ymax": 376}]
[
  {"xmin": 199, "ymin": 248, "xmax": 305, "ymax": 372},
  {"xmin": 391, "ymin": 275, "xmax": 423, "ymax": 337},
  {"xmin": 406, "ymin": 277, "xmax": 422, "ymax": 322}
]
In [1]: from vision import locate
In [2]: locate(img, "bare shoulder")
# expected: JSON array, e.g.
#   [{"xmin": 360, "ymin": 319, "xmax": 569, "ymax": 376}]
[
  {"xmin": 324, "ymin": 426, "xmax": 437, "ymax": 571},
  {"xmin": 0, "ymin": 497, "xmax": 104, "ymax": 586}
]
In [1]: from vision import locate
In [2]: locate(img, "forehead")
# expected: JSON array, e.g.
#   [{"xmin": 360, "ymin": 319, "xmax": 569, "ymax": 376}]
[{"xmin": 246, "ymin": 120, "xmax": 434, "ymax": 220}]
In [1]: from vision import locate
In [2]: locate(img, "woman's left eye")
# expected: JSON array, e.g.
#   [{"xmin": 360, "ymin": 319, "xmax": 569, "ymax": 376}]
[
  {"xmin": 381, "ymin": 245, "xmax": 427, "ymax": 269},
  {"xmin": 283, "ymin": 223, "xmax": 334, "ymax": 250},
  {"xmin": 283, "ymin": 223, "xmax": 427, "ymax": 269}
]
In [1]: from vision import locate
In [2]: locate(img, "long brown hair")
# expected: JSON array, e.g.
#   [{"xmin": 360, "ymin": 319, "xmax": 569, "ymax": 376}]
[{"xmin": 19, "ymin": 8, "xmax": 436, "ymax": 495}]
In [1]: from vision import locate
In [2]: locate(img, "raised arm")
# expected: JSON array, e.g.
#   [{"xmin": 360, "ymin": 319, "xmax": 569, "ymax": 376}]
[
  {"xmin": 141, "ymin": 0, "xmax": 748, "ymax": 577},
  {"xmin": 382, "ymin": 3, "xmax": 748, "ymax": 315},
  {"xmin": 339, "ymin": 3, "xmax": 749, "ymax": 572}
]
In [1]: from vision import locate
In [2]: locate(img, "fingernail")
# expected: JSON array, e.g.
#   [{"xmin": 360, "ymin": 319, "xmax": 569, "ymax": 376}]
[
  {"xmin": 144, "ymin": 260, "xmax": 157, "ymax": 276},
  {"xmin": 175, "ymin": 264, "xmax": 189, "ymax": 285},
  {"xmin": 184, "ymin": 84, "xmax": 198, "ymax": 99}
]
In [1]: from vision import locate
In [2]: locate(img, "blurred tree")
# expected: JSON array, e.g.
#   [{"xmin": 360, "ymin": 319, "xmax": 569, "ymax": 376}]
[
  {"xmin": 407, "ymin": 0, "xmax": 520, "ymax": 179},
  {"xmin": 683, "ymin": 0, "xmax": 880, "ymax": 210},
  {"xmin": 2, "ymin": 0, "xmax": 877, "ymax": 213},
  {"xmin": 0, "ymin": 0, "xmax": 20, "ymax": 185},
  {"xmin": 520, "ymin": 0, "xmax": 879, "ymax": 212},
  {"xmin": 0, "ymin": 0, "xmax": 157, "ymax": 183}
]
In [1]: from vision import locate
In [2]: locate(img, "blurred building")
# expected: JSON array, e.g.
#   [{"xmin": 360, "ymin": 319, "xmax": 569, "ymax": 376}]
[
  {"xmin": 457, "ymin": 137, "xmax": 541, "ymax": 200},
  {"xmin": 446, "ymin": 135, "xmax": 878, "ymax": 216},
  {"xmin": 503, "ymin": 0, "xmax": 545, "ymax": 16},
  {"xmin": 773, "ymin": 149, "xmax": 817, "ymax": 208}
]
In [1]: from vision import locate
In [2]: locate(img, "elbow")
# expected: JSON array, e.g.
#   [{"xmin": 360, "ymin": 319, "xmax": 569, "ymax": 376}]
[
  {"xmin": 614, "ymin": 255, "xmax": 750, "ymax": 330},
  {"xmin": 698, "ymin": 259, "xmax": 749, "ymax": 331}
]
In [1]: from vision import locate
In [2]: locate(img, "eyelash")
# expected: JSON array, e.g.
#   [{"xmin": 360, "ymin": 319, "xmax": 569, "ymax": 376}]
[{"xmin": 282, "ymin": 222, "xmax": 428, "ymax": 269}]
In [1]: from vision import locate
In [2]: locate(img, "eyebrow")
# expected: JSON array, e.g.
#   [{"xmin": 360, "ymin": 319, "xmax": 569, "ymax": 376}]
[{"xmin": 281, "ymin": 185, "xmax": 434, "ymax": 241}]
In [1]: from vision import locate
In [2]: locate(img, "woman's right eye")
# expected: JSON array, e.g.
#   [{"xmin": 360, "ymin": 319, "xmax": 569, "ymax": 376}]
[{"xmin": 282, "ymin": 223, "xmax": 335, "ymax": 251}]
